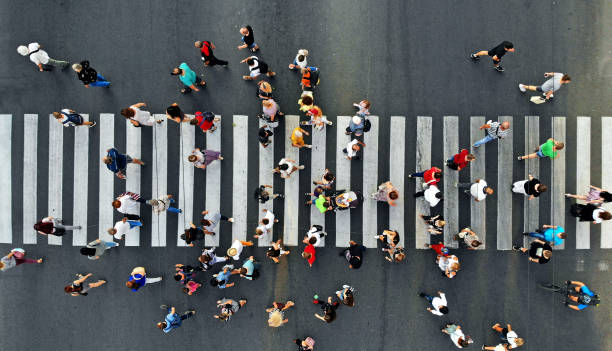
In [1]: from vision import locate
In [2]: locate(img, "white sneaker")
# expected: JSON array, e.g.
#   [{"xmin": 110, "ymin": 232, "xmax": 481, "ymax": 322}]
[
  {"xmin": 342, "ymin": 285, "xmax": 350, "ymax": 289},
  {"xmin": 518, "ymin": 84, "xmax": 526, "ymax": 92}
]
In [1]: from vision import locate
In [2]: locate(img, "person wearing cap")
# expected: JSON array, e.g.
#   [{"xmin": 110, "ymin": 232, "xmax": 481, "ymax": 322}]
[
  {"xmin": 419, "ymin": 290, "xmax": 448, "ymax": 316},
  {"xmin": 210, "ymin": 264, "xmax": 237, "ymax": 289},
  {"xmin": 148, "ymin": 195, "xmax": 182, "ymax": 214},
  {"xmin": 17, "ymin": 43, "xmax": 69, "ymax": 71},
  {"xmin": 79, "ymin": 239, "xmax": 119, "ymax": 260},
  {"xmin": 103, "ymin": 149, "xmax": 145, "ymax": 180},
  {"xmin": 267, "ymin": 300, "xmax": 295, "ymax": 327},
  {"xmin": 1, "ymin": 248, "xmax": 43, "ymax": 271},
  {"xmin": 470, "ymin": 40, "xmax": 515, "ymax": 72},
  {"xmin": 200, "ymin": 210, "xmax": 234, "ymax": 236},
  {"xmin": 125, "ymin": 266, "xmax": 162, "ymax": 292},
  {"xmin": 343, "ymin": 138, "xmax": 366, "ymax": 160},
  {"xmin": 120, "ymin": 102, "xmax": 163, "ymax": 127},
  {"xmin": 293, "ymin": 337, "xmax": 316, "ymax": 351},
  {"xmin": 267, "ymin": 239, "xmax": 291, "ymax": 263},
  {"xmin": 194, "ymin": 40, "xmax": 228, "ymax": 66},
  {"xmin": 157, "ymin": 305, "xmax": 196, "ymax": 333},
  {"xmin": 107, "ymin": 217, "xmax": 143, "ymax": 241},
  {"xmin": 197, "ymin": 247, "xmax": 228, "ymax": 271},
  {"xmin": 291, "ymin": 126, "xmax": 311, "ymax": 148},
  {"xmin": 72, "ymin": 60, "xmax": 110, "ymax": 87},
  {"xmin": 345, "ymin": 115, "xmax": 366, "ymax": 136},
  {"xmin": 189, "ymin": 111, "xmax": 220, "ymax": 133},
  {"xmin": 254, "ymin": 208, "xmax": 278, "ymax": 241},
  {"xmin": 171, "ymin": 62, "xmax": 205, "ymax": 93},
  {"xmin": 188, "ymin": 147, "xmax": 223, "ymax": 170},
  {"xmin": 340, "ymin": 240, "xmax": 365, "ymax": 269},
  {"xmin": 228, "ymin": 239, "xmax": 254, "ymax": 261}
]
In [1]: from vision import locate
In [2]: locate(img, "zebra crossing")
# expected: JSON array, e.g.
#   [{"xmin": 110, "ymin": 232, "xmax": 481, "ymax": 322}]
[{"xmin": 2, "ymin": 113, "xmax": 612, "ymax": 250}]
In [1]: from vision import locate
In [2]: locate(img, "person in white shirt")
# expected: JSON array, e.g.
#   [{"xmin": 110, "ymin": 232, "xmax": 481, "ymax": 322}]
[
  {"xmin": 227, "ymin": 239, "xmax": 254, "ymax": 261},
  {"xmin": 302, "ymin": 225, "xmax": 326, "ymax": 247},
  {"xmin": 456, "ymin": 179, "xmax": 494, "ymax": 202},
  {"xmin": 419, "ymin": 291, "xmax": 448, "ymax": 316},
  {"xmin": 485, "ymin": 323, "xmax": 525, "ymax": 350},
  {"xmin": 414, "ymin": 184, "xmax": 443, "ymax": 207},
  {"xmin": 437, "ymin": 254, "xmax": 460, "ymax": 278},
  {"xmin": 121, "ymin": 102, "xmax": 163, "ymax": 127},
  {"xmin": 241, "ymin": 55, "xmax": 275, "ymax": 80},
  {"xmin": 112, "ymin": 192, "xmax": 148, "ymax": 220},
  {"xmin": 17, "ymin": 42, "xmax": 69, "ymax": 71},
  {"xmin": 289, "ymin": 49, "xmax": 309, "ymax": 70},
  {"xmin": 254, "ymin": 209, "xmax": 278, "ymax": 241},
  {"xmin": 52, "ymin": 109, "xmax": 96, "ymax": 127},
  {"xmin": 441, "ymin": 323, "xmax": 473, "ymax": 348},
  {"xmin": 343, "ymin": 139, "xmax": 366, "ymax": 160},
  {"xmin": 273, "ymin": 158, "xmax": 304, "ymax": 179},
  {"xmin": 107, "ymin": 217, "xmax": 142, "ymax": 240}
]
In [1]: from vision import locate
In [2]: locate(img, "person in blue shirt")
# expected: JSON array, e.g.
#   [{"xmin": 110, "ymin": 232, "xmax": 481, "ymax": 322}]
[
  {"xmin": 102, "ymin": 148, "xmax": 144, "ymax": 179},
  {"xmin": 125, "ymin": 267, "xmax": 162, "ymax": 292},
  {"xmin": 524, "ymin": 224, "xmax": 566, "ymax": 246},
  {"xmin": 156, "ymin": 305, "xmax": 196, "ymax": 333},
  {"xmin": 171, "ymin": 62, "xmax": 206, "ymax": 94},
  {"xmin": 566, "ymin": 280, "xmax": 599, "ymax": 311},
  {"xmin": 238, "ymin": 256, "xmax": 257, "ymax": 280},
  {"xmin": 210, "ymin": 264, "xmax": 237, "ymax": 289}
]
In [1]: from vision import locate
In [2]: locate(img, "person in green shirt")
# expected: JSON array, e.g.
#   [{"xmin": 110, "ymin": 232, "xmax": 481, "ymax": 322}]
[
  {"xmin": 518, "ymin": 138, "xmax": 564, "ymax": 160},
  {"xmin": 315, "ymin": 195, "xmax": 333, "ymax": 213},
  {"xmin": 171, "ymin": 62, "xmax": 206, "ymax": 94}
]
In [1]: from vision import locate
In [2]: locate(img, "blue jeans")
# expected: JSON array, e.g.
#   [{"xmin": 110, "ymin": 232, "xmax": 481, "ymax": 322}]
[
  {"xmin": 166, "ymin": 198, "xmax": 182, "ymax": 214},
  {"xmin": 528, "ymin": 232, "xmax": 546, "ymax": 240},
  {"xmin": 410, "ymin": 171, "xmax": 425, "ymax": 177},
  {"xmin": 536, "ymin": 147, "xmax": 545, "ymax": 158},
  {"xmin": 90, "ymin": 74, "xmax": 110, "ymax": 87},
  {"xmin": 128, "ymin": 220, "xmax": 143, "ymax": 229},
  {"xmin": 447, "ymin": 155, "xmax": 455, "ymax": 163},
  {"xmin": 423, "ymin": 294, "xmax": 434, "ymax": 303},
  {"xmin": 104, "ymin": 241, "xmax": 119, "ymax": 248},
  {"xmin": 473, "ymin": 134, "xmax": 496, "ymax": 147}
]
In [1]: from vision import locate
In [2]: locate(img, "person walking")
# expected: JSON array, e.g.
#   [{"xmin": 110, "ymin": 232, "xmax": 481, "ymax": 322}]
[
  {"xmin": 512, "ymin": 174, "xmax": 547, "ymax": 199},
  {"xmin": 103, "ymin": 148, "xmax": 145, "ymax": 180},
  {"xmin": 437, "ymin": 254, "xmax": 460, "ymax": 278},
  {"xmin": 414, "ymin": 184, "xmax": 443, "ymax": 207},
  {"xmin": 228, "ymin": 239, "xmax": 255, "ymax": 261},
  {"xmin": 487, "ymin": 323, "xmax": 525, "ymax": 349},
  {"xmin": 174, "ymin": 264, "xmax": 197, "ymax": 286},
  {"xmin": 254, "ymin": 184, "xmax": 283, "ymax": 203},
  {"xmin": 420, "ymin": 214, "xmax": 446, "ymax": 235},
  {"xmin": 569, "ymin": 203, "xmax": 612, "ymax": 224},
  {"xmin": 335, "ymin": 285, "xmax": 355, "ymax": 306},
  {"xmin": 300, "ymin": 66, "xmax": 320, "ymax": 91},
  {"xmin": 301, "ymin": 106, "xmax": 332, "ymax": 130},
  {"xmin": 188, "ymin": 148, "xmax": 223, "ymax": 170},
  {"xmin": 254, "ymin": 209, "xmax": 278, "ymax": 241},
  {"xmin": 112, "ymin": 191, "xmax": 147, "ymax": 220},
  {"xmin": 293, "ymin": 337, "xmax": 316, "ymax": 351},
  {"xmin": 237, "ymin": 25, "xmax": 259, "ymax": 51},
  {"xmin": 473, "ymin": 120, "xmax": 510, "ymax": 148},
  {"xmin": 384, "ymin": 245, "xmax": 406, "ymax": 263},
  {"xmin": 299, "ymin": 94, "xmax": 315, "ymax": 112},
  {"xmin": 454, "ymin": 228, "xmax": 482, "ymax": 249},
  {"xmin": 273, "ymin": 157, "xmax": 305, "ymax": 179},
  {"xmin": 470, "ymin": 40, "xmax": 515, "ymax": 72},
  {"xmin": 181, "ymin": 222, "xmax": 208, "ymax": 247},
  {"xmin": 190, "ymin": 111, "xmax": 220, "ymax": 134},
  {"xmin": 79, "ymin": 239, "xmax": 119, "ymax": 260},
  {"xmin": 0, "ymin": 248, "xmax": 43, "ymax": 271},
  {"xmin": 214, "ymin": 298, "xmax": 247, "ymax": 321},
  {"xmin": 303, "ymin": 225, "xmax": 327, "ymax": 247},
  {"xmin": 441, "ymin": 323, "xmax": 473, "ymax": 348},
  {"xmin": 353, "ymin": 100, "xmax": 371, "ymax": 118},
  {"xmin": 148, "ymin": 194, "xmax": 182, "ymax": 214},
  {"xmin": 52, "ymin": 109, "xmax": 96, "ymax": 127},
  {"xmin": 241, "ymin": 56, "xmax": 275, "ymax": 80},
  {"xmin": 345, "ymin": 116, "xmax": 366, "ymax": 137},
  {"xmin": 519, "ymin": 72, "xmax": 571, "ymax": 101},
  {"xmin": 257, "ymin": 80, "xmax": 273, "ymax": 100},
  {"xmin": 72, "ymin": 61, "xmax": 109, "ymax": 88},
  {"xmin": 340, "ymin": 240, "xmax": 365, "ymax": 269},
  {"xmin": 447, "ymin": 149, "xmax": 475, "ymax": 171},
  {"xmin": 64, "ymin": 273, "xmax": 106, "ymax": 296},
  {"xmin": 198, "ymin": 247, "xmax": 228, "ymax": 271},
  {"xmin": 126, "ymin": 266, "xmax": 162, "ymax": 292},
  {"xmin": 343, "ymin": 138, "xmax": 366, "ymax": 160},
  {"xmin": 267, "ymin": 300, "xmax": 295, "ymax": 327},
  {"xmin": 211, "ymin": 264, "xmax": 237, "ymax": 289},
  {"xmin": 200, "ymin": 210, "xmax": 234, "ymax": 235},
  {"xmin": 157, "ymin": 306, "xmax": 196, "ymax": 333},
  {"xmin": 259, "ymin": 124, "xmax": 274, "ymax": 148},
  {"xmin": 565, "ymin": 185, "xmax": 612, "ymax": 204},
  {"xmin": 518, "ymin": 138, "xmax": 564, "ymax": 161},
  {"xmin": 267, "ymin": 239, "xmax": 291, "ymax": 263},
  {"xmin": 237, "ymin": 256, "xmax": 258, "ymax": 280},
  {"xmin": 302, "ymin": 241, "xmax": 316, "ymax": 267},
  {"xmin": 17, "ymin": 42, "xmax": 69, "ymax": 71},
  {"xmin": 261, "ymin": 99, "xmax": 283, "ymax": 128},
  {"xmin": 374, "ymin": 230, "xmax": 400, "ymax": 250},
  {"xmin": 120, "ymin": 102, "xmax": 163, "ymax": 127},
  {"xmin": 425, "ymin": 241, "xmax": 450, "ymax": 257},
  {"xmin": 171, "ymin": 62, "xmax": 206, "ymax": 93},
  {"xmin": 166, "ymin": 103, "xmax": 192, "ymax": 124},
  {"xmin": 312, "ymin": 295, "xmax": 340, "ymax": 323},
  {"xmin": 456, "ymin": 179, "xmax": 494, "ymax": 202},
  {"xmin": 512, "ymin": 239, "xmax": 552, "ymax": 264},
  {"xmin": 313, "ymin": 169, "xmax": 335, "ymax": 189},
  {"xmin": 371, "ymin": 181, "xmax": 399, "ymax": 206},
  {"xmin": 291, "ymin": 126, "xmax": 312, "ymax": 148},
  {"xmin": 409, "ymin": 166, "xmax": 442, "ymax": 187},
  {"xmin": 195, "ymin": 40, "xmax": 228, "ymax": 66},
  {"xmin": 523, "ymin": 225, "xmax": 566, "ymax": 247},
  {"xmin": 418, "ymin": 290, "xmax": 448, "ymax": 316},
  {"xmin": 289, "ymin": 49, "xmax": 309, "ymax": 70},
  {"xmin": 34, "ymin": 216, "xmax": 81, "ymax": 237}
]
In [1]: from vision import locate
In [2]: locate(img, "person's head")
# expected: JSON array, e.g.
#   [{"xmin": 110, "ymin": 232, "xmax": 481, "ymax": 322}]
[
  {"xmin": 302, "ymin": 251, "xmax": 312, "ymax": 260},
  {"xmin": 64, "ymin": 285, "xmax": 76, "ymax": 294},
  {"xmin": 394, "ymin": 252, "xmax": 406, "ymax": 262},
  {"xmin": 323, "ymin": 172, "xmax": 335, "ymax": 182},
  {"xmin": 246, "ymin": 58, "xmax": 255, "ymax": 66},
  {"xmin": 188, "ymin": 155, "xmax": 197, "ymax": 163},
  {"xmin": 441, "ymin": 247, "xmax": 449, "ymax": 256},
  {"xmin": 112, "ymin": 200, "xmax": 121, "ymax": 208},
  {"xmin": 198, "ymin": 254, "xmax": 211, "ymax": 263},
  {"xmin": 458, "ymin": 339, "xmax": 470, "ymax": 347},
  {"xmin": 52, "ymin": 111, "xmax": 62, "ymax": 120},
  {"xmin": 343, "ymin": 291, "xmax": 355, "ymax": 306},
  {"xmin": 515, "ymin": 338, "xmax": 525, "ymax": 347},
  {"xmin": 361, "ymin": 100, "xmax": 371, "ymax": 109},
  {"xmin": 439, "ymin": 306, "xmax": 449, "ymax": 314},
  {"xmin": 170, "ymin": 67, "xmax": 182, "ymax": 76},
  {"xmin": 33, "ymin": 223, "xmax": 42, "ymax": 231},
  {"xmin": 389, "ymin": 190, "xmax": 399, "ymax": 200},
  {"xmin": 470, "ymin": 240, "xmax": 482, "ymax": 248},
  {"xmin": 435, "ymin": 192, "xmax": 443, "ymax": 199},
  {"xmin": 174, "ymin": 273, "xmax": 183, "ymax": 281},
  {"xmin": 600, "ymin": 191, "xmax": 612, "ymax": 202},
  {"xmin": 301, "ymin": 95, "xmax": 313, "ymax": 106},
  {"xmin": 503, "ymin": 41, "xmax": 515, "ymax": 52},
  {"xmin": 308, "ymin": 106, "xmax": 323, "ymax": 117},
  {"xmin": 255, "ymin": 228, "xmax": 263, "ymax": 237},
  {"xmin": 297, "ymin": 54, "xmax": 305, "ymax": 63},
  {"xmin": 600, "ymin": 211, "xmax": 612, "ymax": 221},
  {"xmin": 194, "ymin": 41, "xmax": 203, "ymax": 48},
  {"xmin": 102, "ymin": 156, "xmax": 112, "ymax": 164},
  {"xmin": 538, "ymin": 184, "xmax": 548, "ymax": 193},
  {"xmin": 438, "ymin": 220, "xmax": 446, "ymax": 227},
  {"xmin": 125, "ymin": 280, "xmax": 137, "ymax": 289},
  {"xmin": 266, "ymin": 250, "xmax": 274, "ymax": 257},
  {"xmin": 80, "ymin": 247, "xmax": 96, "ymax": 256},
  {"xmin": 262, "ymin": 218, "xmax": 270, "ymax": 225},
  {"xmin": 433, "ymin": 171, "xmax": 442, "ymax": 180},
  {"xmin": 239, "ymin": 267, "xmax": 247, "ymax": 275},
  {"xmin": 451, "ymin": 262, "xmax": 460, "ymax": 271},
  {"xmin": 561, "ymin": 74, "xmax": 571, "ymax": 83},
  {"xmin": 294, "ymin": 130, "xmax": 303, "ymax": 138},
  {"xmin": 466, "ymin": 154, "xmax": 476, "ymax": 161},
  {"xmin": 121, "ymin": 108, "xmax": 135, "ymax": 118},
  {"xmin": 156, "ymin": 322, "xmax": 167, "ymax": 330},
  {"xmin": 323, "ymin": 313, "xmax": 334, "ymax": 322},
  {"xmin": 258, "ymin": 81, "xmax": 272, "ymax": 92},
  {"xmin": 558, "ymin": 232, "xmax": 567, "ymax": 239},
  {"xmin": 239, "ymin": 27, "xmax": 249, "ymax": 35},
  {"xmin": 352, "ymin": 144, "xmax": 361, "ymax": 152},
  {"xmin": 542, "ymin": 250, "xmax": 552, "ymax": 259},
  {"xmin": 278, "ymin": 163, "xmax": 289, "ymax": 171},
  {"xmin": 500, "ymin": 121, "xmax": 511, "ymax": 130},
  {"xmin": 17, "ymin": 45, "xmax": 29, "ymax": 56},
  {"xmin": 107, "ymin": 228, "xmax": 117, "ymax": 235},
  {"xmin": 554, "ymin": 141, "xmax": 565, "ymax": 150},
  {"xmin": 72, "ymin": 63, "xmax": 82, "ymax": 72},
  {"xmin": 485, "ymin": 187, "xmax": 495, "ymax": 195},
  {"xmin": 262, "ymin": 99, "xmax": 273, "ymax": 109},
  {"xmin": 308, "ymin": 236, "xmax": 317, "ymax": 245},
  {"xmin": 0, "ymin": 261, "xmax": 4, "ymax": 270},
  {"xmin": 268, "ymin": 310, "xmax": 283, "ymax": 327},
  {"xmin": 227, "ymin": 248, "xmax": 238, "ymax": 257},
  {"xmin": 352, "ymin": 116, "xmax": 362, "ymax": 125}
]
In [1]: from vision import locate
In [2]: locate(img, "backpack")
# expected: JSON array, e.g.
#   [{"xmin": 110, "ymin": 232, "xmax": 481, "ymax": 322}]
[
  {"xmin": 301, "ymin": 69, "xmax": 319, "ymax": 90},
  {"xmin": 363, "ymin": 119, "xmax": 372, "ymax": 133}
]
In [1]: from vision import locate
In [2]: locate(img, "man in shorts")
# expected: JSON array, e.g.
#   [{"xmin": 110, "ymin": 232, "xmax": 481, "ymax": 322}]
[
  {"xmin": 241, "ymin": 56, "xmax": 275, "ymax": 80},
  {"xmin": 470, "ymin": 41, "xmax": 515, "ymax": 72},
  {"xmin": 237, "ymin": 25, "xmax": 259, "ymax": 52},
  {"xmin": 519, "ymin": 72, "xmax": 571, "ymax": 100},
  {"xmin": 102, "ymin": 147, "xmax": 144, "ymax": 179},
  {"xmin": 517, "ymin": 137, "xmax": 564, "ymax": 160}
]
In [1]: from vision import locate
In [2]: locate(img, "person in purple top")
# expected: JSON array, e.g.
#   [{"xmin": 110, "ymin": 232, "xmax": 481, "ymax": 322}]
[{"xmin": 125, "ymin": 267, "xmax": 162, "ymax": 292}]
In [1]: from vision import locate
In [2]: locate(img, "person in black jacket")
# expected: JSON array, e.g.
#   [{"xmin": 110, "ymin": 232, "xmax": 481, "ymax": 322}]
[
  {"xmin": 72, "ymin": 60, "xmax": 109, "ymax": 87},
  {"xmin": 237, "ymin": 25, "xmax": 259, "ymax": 52},
  {"xmin": 194, "ymin": 40, "xmax": 228, "ymax": 66},
  {"xmin": 512, "ymin": 174, "xmax": 548, "ymax": 200}
]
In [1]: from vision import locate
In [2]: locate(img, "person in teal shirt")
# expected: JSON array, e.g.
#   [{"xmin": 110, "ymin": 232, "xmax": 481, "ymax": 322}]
[
  {"xmin": 525, "ymin": 224, "xmax": 566, "ymax": 246},
  {"xmin": 171, "ymin": 62, "xmax": 206, "ymax": 93},
  {"xmin": 518, "ymin": 138, "xmax": 564, "ymax": 160},
  {"xmin": 239, "ymin": 256, "xmax": 257, "ymax": 280}
]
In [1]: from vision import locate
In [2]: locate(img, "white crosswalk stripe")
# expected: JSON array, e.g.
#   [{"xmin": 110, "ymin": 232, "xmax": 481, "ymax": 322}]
[
  {"xmin": 497, "ymin": 116, "xmax": 514, "ymax": 250},
  {"xmin": 415, "ymin": 116, "xmax": 432, "ymax": 249},
  {"xmin": 176, "ymin": 123, "xmax": 195, "ymax": 246},
  {"xmin": 443, "ymin": 116, "xmax": 459, "ymax": 249},
  {"xmin": 551, "ymin": 117, "xmax": 566, "ymax": 249},
  {"xmin": 362, "ymin": 116, "xmax": 379, "ymax": 248},
  {"xmin": 258, "ymin": 118, "xmax": 274, "ymax": 246},
  {"xmin": 283, "ymin": 115, "xmax": 300, "ymax": 247},
  {"xmin": 601, "ymin": 117, "xmax": 612, "ymax": 248},
  {"xmin": 389, "ymin": 117, "xmax": 405, "ymax": 248},
  {"xmin": 576, "ymin": 117, "xmax": 591, "ymax": 249},
  {"xmin": 309, "ymin": 118, "xmax": 327, "ymax": 246},
  {"xmin": 48, "ymin": 114, "xmax": 63, "ymax": 245},
  {"xmin": 72, "ymin": 115, "xmax": 89, "ymax": 246},
  {"xmin": 151, "ymin": 116, "xmax": 167, "ymax": 247},
  {"xmin": 98, "ymin": 114, "xmax": 115, "ymax": 240},
  {"xmin": 205, "ymin": 115, "xmax": 223, "ymax": 247},
  {"xmin": 232, "ymin": 115, "xmax": 249, "ymax": 242},
  {"xmin": 125, "ymin": 120, "xmax": 141, "ymax": 246},
  {"xmin": 335, "ymin": 116, "xmax": 352, "ymax": 246},
  {"xmin": 23, "ymin": 114, "xmax": 37, "ymax": 244},
  {"xmin": 523, "ymin": 116, "xmax": 540, "ymax": 247},
  {"xmin": 470, "ymin": 116, "xmax": 486, "ymax": 249},
  {"xmin": 0, "ymin": 115, "xmax": 12, "ymax": 244}
]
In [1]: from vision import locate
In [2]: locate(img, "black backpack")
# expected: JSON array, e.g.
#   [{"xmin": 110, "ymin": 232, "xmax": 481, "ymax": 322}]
[{"xmin": 363, "ymin": 119, "xmax": 372, "ymax": 133}]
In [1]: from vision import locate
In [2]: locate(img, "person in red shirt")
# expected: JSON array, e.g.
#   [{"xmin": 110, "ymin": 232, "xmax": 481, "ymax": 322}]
[
  {"xmin": 194, "ymin": 40, "xmax": 228, "ymax": 66},
  {"xmin": 189, "ymin": 111, "xmax": 219, "ymax": 134},
  {"xmin": 409, "ymin": 166, "xmax": 442, "ymax": 186},
  {"xmin": 302, "ymin": 244, "xmax": 316, "ymax": 267},
  {"xmin": 424, "ymin": 241, "xmax": 449, "ymax": 256},
  {"xmin": 447, "ymin": 149, "xmax": 475, "ymax": 171}
]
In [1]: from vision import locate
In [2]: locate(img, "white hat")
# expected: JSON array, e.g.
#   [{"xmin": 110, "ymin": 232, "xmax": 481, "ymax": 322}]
[
  {"xmin": 294, "ymin": 131, "xmax": 303, "ymax": 137},
  {"xmin": 17, "ymin": 45, "xmax": 29, "ymax": 56},
  {"xmin": 352, "ymin": 116, "xmax": 362, "ymax": 124}
]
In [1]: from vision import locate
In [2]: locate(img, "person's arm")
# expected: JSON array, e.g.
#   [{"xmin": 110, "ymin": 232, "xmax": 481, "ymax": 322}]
[
  {"xmin": 314, "ymin": 313, "xmax": 325, "ymax": 321},
  {"xmin": 567, "ymin": 304, "xmax": 581, "ymax": 311},
  {"xmin": 5, "ymin": 252, "xmax": 14, "ymax": 258},
  {"xmin": 506, "ymin": 324, "xmax": 512, "ymax": 332},
  {"xmin": 264, "ymin": 184, "xmax": 273, "ymax": 188},
  {"xmin": 132, "ymin": 103, "xmax": 146, "ymax": 108},
  {"xmin": 479, "ymin": 123, "xmax": 491, "ymax": 130},
  {"xmin": 357, "ymin": 140, "xmax": 366, "ymax": 147},
  {"xmin": 528, "ymin": 174, "xmax": 534, "ymax": 181},
  {"xmin": 542, "ymin": 224, "xmax": 553, "ymax": 229},
  {"xmin": 533, "ymin": 239, "xmax": 545, "ymax": 244},
  {"xmin": 528, "ymin": 257, "xmax": 539, "ymax": 263},
  {"xmin": 528, "ymin": 195, "xmax": 535, "ymax": 200},
  {"xmin": 74, "ymin": 273, "xmax": 92, "ymax": 284}
]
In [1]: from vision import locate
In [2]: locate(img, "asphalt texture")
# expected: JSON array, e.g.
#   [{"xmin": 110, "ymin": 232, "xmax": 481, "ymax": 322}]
[{"xmin": 1, "ymin": 1, "xmax": 611, "ymax": 350}]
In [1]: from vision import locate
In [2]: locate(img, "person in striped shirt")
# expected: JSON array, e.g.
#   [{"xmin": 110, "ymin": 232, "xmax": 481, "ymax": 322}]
[{"xmin": 473, "ymin": 120, "xmax": 510, "ymax": 148}]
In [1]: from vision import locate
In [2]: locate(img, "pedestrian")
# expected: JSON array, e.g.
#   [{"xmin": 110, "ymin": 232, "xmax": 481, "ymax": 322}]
[
  {"xmin": 488, "ymin": 323, "xmax": 525, "ymax": 349},
  {"xmin": 519, "ymin": 72, "xmax": 571, "ymax": 101},
  {"xmin": 374, "ymin": 229, "xmax": 400, "ymax": 250},
  {"xmin": 198, "ymin": 247, "xmax": 228, "ymax": 271},
  {"xmin": 228, "ymin": 239, "xmax": 255, "ymax": 261},
  {"xmin": 473, "ymin": 120, "xmax": 510, "ymax": 148},
  {"xmin": 166, "ymin": 103, "xmax": 191, "ymax": 124},
  {"xmin": 254, "ymin": 209, "xmax": 278, "ymax": 241},
  {"xmin": 267, "ymin": 239, "xmax": 291, "ymax": 263},
  {"xmin": 482, "ymin": 343, "xmax": 508, "ymax": 351},
  {"xmin": 237, "ymin": 25, "xmax": 259, "ymax": 52},
  {"xmin": 126, "ymin": 266, "xmax": 162, "ymax": 292},
  {"xmin": 188, "ymin": 147, "xmax": 223, "ymax": 170},
  {"xmin": 298, "ymin": 94, "xmax": 314, "ymax": 112},
  {"xmin": 273, "ymin": 157, "xmax": 305, "ymax": 179},
  {"xmin": 289, "ymin": 49, "xmax": 309, "ymax": 70},
  {"xmin": 214, "ymin": 298, "xmax": 247, "ymax": 321},
  {"xmin": 0, "ymin": 248, "xmax": 42, "ymax": 271},
  {"xmin": 64, "ymin": 273, "xmax": 106, "ymax": 296},
  {"xmin": 291, "ymin": 126, "xmax": 312, "ymax": 148},
  {"xmin": 517, "ymin": 138, "xmax": 564, "ymax": 161},
  {"xmin": 301, "ymin": 106, "xmax": 332, "ymax": 130},
  {"xmin": 345, "ymin": 115, "xmax": 366, "ymax": 136},
  {"xmin": 447, "ymin": 149, "xmax": 475, "ymax": 171},
  {"xmin": 237, "ymin": 256, "xmax": 258, "ymax": 280},
  {"xmin": 569, "ymin": 203, "xmax": 612, "ymax": 224},
  {"xmin": 335, "ymin": 285, "xmax": 355, "ymax": 306},
  {"xmin": 52, "ymin": 109, "xmax": 96, "ymax": 127},
  {"xmin": 171, "ymin": 62, "xmax": 206, "ymax": 93},
  {"xmin": 194, "ymin": 40, "xmax": 228, "ymax": 66},
  {"xmin": 259, "ymin": 124, "xmax": 274, "ymax": 148},
  {"xmin": 120, "ymin": 102, "xmax": 163, "ymax": 127},
  {"xmin": 17, "ymin": 42, "xmax": 69, "ymax": 71},
  {"xmin": 148, "ymin": 194, "xmax": 182, "ymax": 214},
  {"xmin": 157, "ymin": 306, "xmax": 196, "ymax": 333},
  {"xmin": 302, "ymin": 225, "xmax": 327, "ymax": 247},
  {"xmin": 300, "ymin": 66, "xmax": 319, "ymax": 91},
  {"xmin": 353, "ymin": 100, "xmax": 371, "ymax": 118},
  {"xmin": 343, "ymin": 138, "xmax": 366, "ymax": 160},
  {"xmin": 79, "ymin": 239, "xmax": 119, "ymax": 260},
  {"xmin": 241, "ymin": 56, "xmax": 275, "ymax": 80},
  {"xmin": 267, "ymin": 301, "xmax": 295, "ymax": 327},
  {"xmin": 371, "ymin": 181, "xmax": 400, "ymax": 206},
  {"xmin": 414, "ymin": 184, "xmax": 443, "ymax": 207},
  {"xmin": 260, "ymin": 99, "xmax": 283, "ymax": 129},
  {"xmin": 293, "ymin": 337, "xmax": 316, "ymax": 351},
  {"xmin": 523, "ymin": 224, "xmax": 565, "ymax": 247},
  {"xmin": 313, "ymin": 169, "xmax": 335, "ymax": 189},
  {"xmin": 441, "ymin": 323, "xmax": 473, "ymax": 348},
  {"xmin": 418, "ymin": 290, "xmax": 448, "ymax": 315},
  {"xmin": 565, "ymin": 185, "xmax": 612, "ymax": 204},
  {"xmin": 454, "ymin": 228, "xmax": 482, "ymax": 249},
  {"xmin": 211, "ymin": 264, "xmax": 237, "ymax": 289},
  {"xmin": 174, "ymin": 264, "xmax": 197, "ymax": 286},
  {"xmin": 34, "ymin": 216, "xmax": 81, "ymax": 237},
  {"xmin": 189, "ymin": 111, "xmax": 219, "ymax": 134},
  {"xmin": 384, "ymin": 246, "xmax": 406, "ymax": 263},
  {"xmin": 409, "ymin": 166, "xmax": 442, "ymax": 187},
  {"xmin": 456, "ymin": 179, "xmax": 494, "ymax": 202},
  {"xmin": 112, "ymin": 191, "xmax": 147, "ymax": 220},
  {"xmin": 420, "ymin": 214, "xmax": 446, "ymax": 235},
  {"xmin": 470, "ymin": 40, "xmax": 515, "ymax": 72},
  {"xmin": 302, "ymin": 241, "xmax": 316, "ymax": 267},
  {"xmin": 257, "ymin": 80, "xmax": 273, "ymax": 100},
  {"xmin": 437, "ymin": 254, "xmax": 460, "ymax": 278},
  {"xmin": 512, "ymin": 239, "xmax": 552, "ymax": 264},
  {"xmin": 340, "ymin": 240, "xmax": 365, "ymax": 269},
  {"xmin": 200, "ymin": 210, "xmax": 234, "ymax": 236},
  {"xmin": 181, "ymin": 222, "xmax": 208, "ymax": 247},
  {"xmin": 72, "ymin": 61, "xmax": 110, "ymax": 88},
  {"xmin": 103, "ymin": 148, "xmax": 145, "ymax": 180},
  {"xmin": 425, "ymin": 241, "xmax": 450, "ymax": 257},
  {"xmin": 305, "ymin": 186, "xmax": 324, "ymax": 207},
  {"xmin": 254, "ymin": 184, "xmax": 284, "ymax": 203},
  {"xmin": 512, "ymin": 174, "xmax": 547, "ymax": 199},
  {"xmin": 312, "ymin": 295, "xmax": 340, "ymax": 323}
]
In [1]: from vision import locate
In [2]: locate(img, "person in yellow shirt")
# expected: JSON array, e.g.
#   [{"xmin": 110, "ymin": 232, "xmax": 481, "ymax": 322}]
[{"xmin": 291, "ymin": 126, "xmax": 311, "ymax": 148}]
